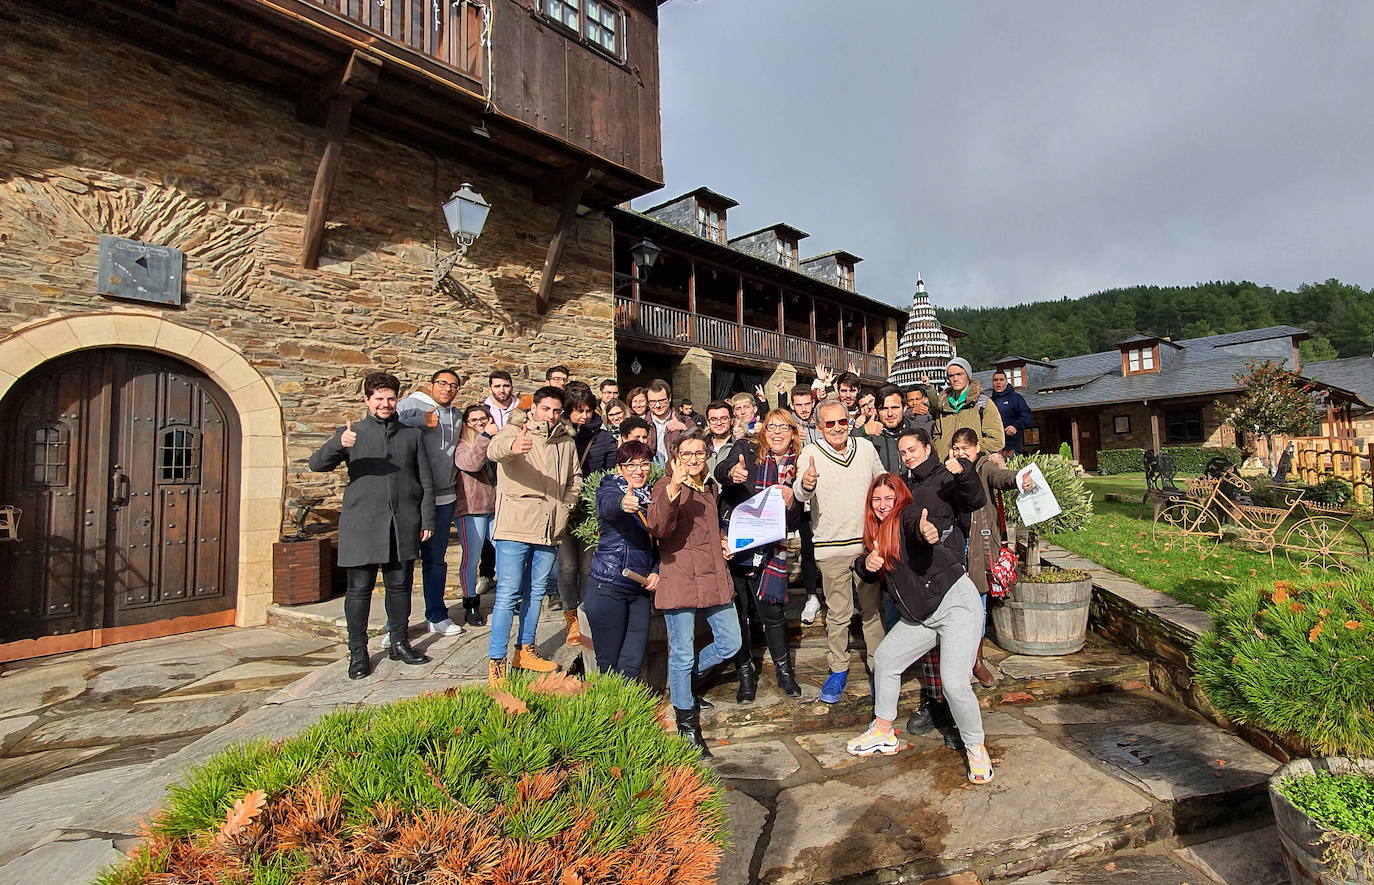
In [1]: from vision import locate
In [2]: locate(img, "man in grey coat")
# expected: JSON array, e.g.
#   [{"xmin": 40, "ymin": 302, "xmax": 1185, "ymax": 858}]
[{"xmin": 310, "ymin": 371, "xmax": 435, "ymax": 680}]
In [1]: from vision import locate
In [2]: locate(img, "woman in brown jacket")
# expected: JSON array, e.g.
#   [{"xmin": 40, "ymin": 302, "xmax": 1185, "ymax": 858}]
[
  {"xmin": 454, "ymin": 404, "xmax": 496, "ymax": 627},
  {"xmin": 645, "ymin": 428, "xmax": 741, "ymax": 757}
]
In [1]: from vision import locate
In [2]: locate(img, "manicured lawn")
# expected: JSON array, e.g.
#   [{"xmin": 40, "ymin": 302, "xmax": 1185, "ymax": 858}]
[{"xmin": 1047, "ymin": 475, "xmax": 1374, "ymax": 612}]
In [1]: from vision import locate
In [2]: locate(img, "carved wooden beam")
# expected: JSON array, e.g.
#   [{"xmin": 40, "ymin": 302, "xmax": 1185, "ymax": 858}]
[
  {"xmin": 533, "ymin": 166, "xmax": 602, "ymax": 315},
  {"xmin": 300, "ymin": 51, "xmax": 381, "ymax": 269}
]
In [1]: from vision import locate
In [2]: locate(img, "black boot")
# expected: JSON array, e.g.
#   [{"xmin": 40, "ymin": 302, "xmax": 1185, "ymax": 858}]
[
  {"xmin": 675, "ymin": 705, "xmax": 712, "ymax": 758},
  {"xmin": 693, "ymin": 665, "xmax": 718, "ymax": 711},
  {"xmin": 735, "ymin": 653, "xmax": 758, "ymax": 704},
  {"xmin": 348, "ymin": 646, "xmax": 372, "ymax": 680},
  {"xmin": 930, "ymin": 698, "xmax": 962, "ymax": 748},
  {"xmin": 463, "ymin": 596, "xmax": 486, "ymax": 627},
  {"xmin": 388, "ymin": 636, "xmax": 431, "ymax": 665},
  {"xmin": 905, "ymin": 702, "xmax": 934, "ymax": 735},
  {"xmin": 773, "ymin": 655, "xmax": 801, "ymax": 698}
]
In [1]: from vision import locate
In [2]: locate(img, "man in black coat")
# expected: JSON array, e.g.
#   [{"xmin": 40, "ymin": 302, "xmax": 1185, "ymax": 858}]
[
  {"xmin": 310, "ymin": 371, "xmax": 435, "ymax": 679},
  {"xmin": 989, "ymin": 371, "xmax": 1034, "ymax": 455}
]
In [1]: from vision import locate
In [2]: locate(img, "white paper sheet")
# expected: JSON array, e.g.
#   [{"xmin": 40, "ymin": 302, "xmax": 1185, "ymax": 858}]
[
  {"xmin": 726, "ymin": 485, "xmax": 788, "ymax": 554},
  {"xmin": 1015, "ymin": 463, "xmax": 1062, "ymax": 526}
]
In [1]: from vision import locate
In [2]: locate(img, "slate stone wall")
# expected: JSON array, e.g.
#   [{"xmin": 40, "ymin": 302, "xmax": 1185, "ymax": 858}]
[{"xmin": 0, "ymin": 4, "xmax": 616, "ymax": 533}]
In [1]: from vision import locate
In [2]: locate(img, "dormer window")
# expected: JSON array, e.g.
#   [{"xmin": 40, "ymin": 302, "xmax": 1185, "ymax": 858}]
[
  {"xmin": 543, "ymin": 0, "xmax": 625, "ymax": 61},
  {"xmin": 696, "ymin": 202, "xmax": 725, "ymax": 243},
  {"xmin": 774, "ymin": 236, "xmax": 798, "ymax": 269},
  {"xmin": 837, "ymin": 262, "xmax": 855, "ymax": 291},
  {"xmin": 1008, "ymin": 366, "xmax": 1024, "ymax": 388},
  {"xmin": 1124, "ymin": 345, "xmax": 1158, "ymax": 374}
]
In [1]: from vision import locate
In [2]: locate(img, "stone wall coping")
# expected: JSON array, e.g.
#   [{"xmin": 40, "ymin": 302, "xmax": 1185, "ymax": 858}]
[{"xmin": 1041, "ymin": 543, "xmax": 1213, "ymax": 641}]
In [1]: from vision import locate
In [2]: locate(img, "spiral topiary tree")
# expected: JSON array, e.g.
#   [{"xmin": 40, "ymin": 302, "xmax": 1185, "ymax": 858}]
[{"xmin": 1003, "ymin": 453, "xmax": 1094, "ymax": 573}]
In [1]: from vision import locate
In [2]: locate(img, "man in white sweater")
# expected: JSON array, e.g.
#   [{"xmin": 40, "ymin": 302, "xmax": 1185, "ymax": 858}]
[{"xmin": 795, "ymin": 399, "xmax": 886, "ymax": 703}]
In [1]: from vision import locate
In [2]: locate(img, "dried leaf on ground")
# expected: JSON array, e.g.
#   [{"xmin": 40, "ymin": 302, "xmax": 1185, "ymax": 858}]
[
  {"xmin": 529, "ymin": 671, "xmax": 587, "ymax": 697},
  {"xmin": 1309, "ymin": 621, "xmax": 1325, "ymax": 643},
  {"xmin": 491, "ymin": 689, "xmax": 529, "ymax": 716},
  {"xmin": 218, "ymin": 789, "xmax": 267, "ymax": 843}
]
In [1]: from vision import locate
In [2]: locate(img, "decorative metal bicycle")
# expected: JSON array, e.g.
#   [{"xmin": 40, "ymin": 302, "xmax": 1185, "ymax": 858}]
[{"xmin": 1152, "ymin": 470, "xmax": 1371, "ymax": 572}]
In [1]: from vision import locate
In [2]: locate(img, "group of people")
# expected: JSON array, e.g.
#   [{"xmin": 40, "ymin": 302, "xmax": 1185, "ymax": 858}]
[{"xmin": 310, "ymin": 356, "xmax": 1035, "ymax": 785}]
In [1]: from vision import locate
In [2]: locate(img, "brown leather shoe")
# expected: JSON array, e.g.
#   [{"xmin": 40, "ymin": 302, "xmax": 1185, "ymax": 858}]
[
  {"xmin": 563, "ymin": 610, "xmax": 581, "ymax": 647},
  {"xmin": 487, "ymin": 657, "xmax": 507, "ymax": 686},
  {"xmin": 511, "ymin": 644, "xmax": 557, "ymax": 672},
  {"xmin": 973, "ymin": 654, "xmax": 997, "ymax": 688}
]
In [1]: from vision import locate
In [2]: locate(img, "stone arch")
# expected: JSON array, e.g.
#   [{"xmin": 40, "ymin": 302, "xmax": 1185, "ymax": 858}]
[{"xmin": 0, "ymin": 310, "xmax": 285, "ymax": 627}]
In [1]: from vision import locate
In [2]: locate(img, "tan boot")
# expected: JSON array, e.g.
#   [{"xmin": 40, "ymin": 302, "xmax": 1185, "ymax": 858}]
[
  {"xmin": 563, "ymin": 610, "xmax": 582, "ymax": 647},
  {"xmin": 511, "ymin": 644, "xmax": 557, "ymax": 672},
  {"xmin": 487, "ymin": 657, "xmax": 507, "ymax": 686}
]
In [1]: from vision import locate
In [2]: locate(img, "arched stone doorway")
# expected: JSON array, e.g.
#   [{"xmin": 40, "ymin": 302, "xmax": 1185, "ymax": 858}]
[
  {"xmin": 1, "ymin": 349, "xmax": 240, "ymax": 649},
  {"xmin": 0, "ymin": 312, "xmax": 285, "ymax": 661}
]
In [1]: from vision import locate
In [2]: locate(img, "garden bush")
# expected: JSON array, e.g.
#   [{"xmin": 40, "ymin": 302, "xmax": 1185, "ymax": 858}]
[
  {"xmin": 1003, "ymin": 453, "xmax": 1094, "ymax": 571},
  {"xmin": 572, "ymin": 465, "xmax": 665, "ymax": 552},
  {"xmin": 96, "ymin": 673, "xmax": 727, "ymax": 885},
  {"xmin": 1194, "ymin": 577, "xmax": 1374, "ymax": 757},
  {"xmin": 1095, "ymin": 445, "xmax": 1242, "ymax": 475},
  {"xmin": 1303, "ymin": 476, "xmax": 1355, "ymax": 507}
]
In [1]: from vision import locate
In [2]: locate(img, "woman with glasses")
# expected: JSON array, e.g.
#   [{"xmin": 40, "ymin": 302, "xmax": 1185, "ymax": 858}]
[
  {"xmin": 602, "ymin": 398, "xmax": 629, "ymax": 440},
  {"xmin": 453, "ymin": 404, "xmax": 496, "ymax": 627},
  {"xmin": 847, "ymin": 471, "xmax": 994, "ymax": 784},
  {"xmin": 582, "ymin": 440, "xmax": 659, "ymax": 678},
  {"xmin": 645, "ymin": 428, "xmax": 741, "ymax": 757},
  {"xmin": 715, "ymin": 409, "xmax": 805, "ymax": 701}
]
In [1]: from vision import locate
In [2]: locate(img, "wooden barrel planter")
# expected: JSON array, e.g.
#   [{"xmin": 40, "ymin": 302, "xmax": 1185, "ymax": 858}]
[
  {"xmin": 990, "ymin": 571, "xmax": 1093, "ymax": 656},
  {"xmin": 1269, "ymin": 757, "xmax": 1374, "ymax": 885}
]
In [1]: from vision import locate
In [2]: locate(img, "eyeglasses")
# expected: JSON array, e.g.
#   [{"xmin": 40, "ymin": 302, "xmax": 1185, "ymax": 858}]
[
  {"xmin": 647, "ymin": 397, "xmax": 669, "ymax": 405},
  {"xmin": 621, "ymin": 461, "xmax": 651, "ymax": 471},
  {"xmin": 764, "ymin": 423, "xmax": 792, "ymax": 432},
  {"xmin": 822, "ymin": 418, "xmax": 851, "ymax": 428},
  {"xmin": 433, "ymin": 380, "xmax": 459, "ymax": 389},
  {"xmin": 676, "ymin": 451, "xmax": 707, "ymax": 461}
]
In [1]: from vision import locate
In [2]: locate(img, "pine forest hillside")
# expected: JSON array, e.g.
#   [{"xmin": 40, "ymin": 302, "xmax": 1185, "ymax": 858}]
[{"xmin": 936, "ymin": 279, "xmax": 1374, "ymax": 370}]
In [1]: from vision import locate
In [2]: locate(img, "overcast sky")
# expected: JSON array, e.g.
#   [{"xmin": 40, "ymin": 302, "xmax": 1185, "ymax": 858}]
[{"xmin": 641, "ymin": 1, "xmax": 1374, "ymax": 311}]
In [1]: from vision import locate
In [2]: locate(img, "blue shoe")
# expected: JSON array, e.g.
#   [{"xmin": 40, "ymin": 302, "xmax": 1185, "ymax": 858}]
[{"xmin": 820, "ymin": 670, "xmax": 848, "ymax": 704}]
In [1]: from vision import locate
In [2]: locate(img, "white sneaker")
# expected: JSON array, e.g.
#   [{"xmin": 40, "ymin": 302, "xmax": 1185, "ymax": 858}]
[
  {"xmin": 800, "ymin": 595, "xmax": 822, "ymax": 625},
  {"xmin": 428, "ymin": 618, "xmax": 464, "ymax": 636},
  {"xmin": 379, "ymin": 632, "xmax": 392, "ymax": 649}
]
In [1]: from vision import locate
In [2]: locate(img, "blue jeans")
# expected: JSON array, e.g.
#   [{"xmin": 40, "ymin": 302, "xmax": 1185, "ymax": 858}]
[
  {"xmin": 488, "ymin": 540, "xmax": 556, "ymax": 659},
  {"xmin": 458, "ymin": 513, "xmax": 493, "ymax": 598},
  {"xmin": 417, "ymin": 500, "xmax": 456, "ymax": 624},
  {"xmin": 662, "ymin": 603, "xmax": 742, "ymax": 711}
]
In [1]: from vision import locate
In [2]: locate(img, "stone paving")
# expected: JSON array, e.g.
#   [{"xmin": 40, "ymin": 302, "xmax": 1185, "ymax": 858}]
[{"xmin": 0, "ymin": 587, "xmax": 1289, "ymax": 885}]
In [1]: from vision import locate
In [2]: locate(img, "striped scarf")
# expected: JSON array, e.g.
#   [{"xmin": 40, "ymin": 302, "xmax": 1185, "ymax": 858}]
[{"xmin": 752, "ymin": 450, "xmax": 796, "ymax": 604}]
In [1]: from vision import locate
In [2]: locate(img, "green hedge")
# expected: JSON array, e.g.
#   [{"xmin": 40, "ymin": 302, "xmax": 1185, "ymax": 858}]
[{"xmin": 1096, "ymin": 445, "xmax": 1242, "ymax": 475}]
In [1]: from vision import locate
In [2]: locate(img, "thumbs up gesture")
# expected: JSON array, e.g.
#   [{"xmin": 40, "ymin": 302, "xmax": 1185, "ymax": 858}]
[
  {"xmin": 864, "ymin": 549, "xmax": 886, "ymax": 574},
  {"xmin": 512, "ymin": 424, "xmax": 533, "ymax": 454},
  {"xmin": 621, "ymin": 488, "xmax": 641, "ymax": 513},
  {"xmin": 728, "ymin": 453, "xmax": 749, "ymax": 485},
  {"xmin": 424, "ymin": 407, "xmax": 439, "ymax": 428},
  {"xmin": 340, "ymin": 420, "xmax": 357, "ymax": 448},
  {"xmin": 944, "ymin": 453, "xmax": 964, "ymax": 475},
  {"xmin": 918, "ymin": 507, "xmax": 938, "ymax": 544},
  {"xmin": 802, "ymin": 456, "xmax": 819, "ymax": 491}
]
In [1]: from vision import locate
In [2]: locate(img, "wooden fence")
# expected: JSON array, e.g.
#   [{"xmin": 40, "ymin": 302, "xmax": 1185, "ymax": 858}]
[{"xmin": 1291, "ymin": 436, "xmax": 1373, "ymax": 505}]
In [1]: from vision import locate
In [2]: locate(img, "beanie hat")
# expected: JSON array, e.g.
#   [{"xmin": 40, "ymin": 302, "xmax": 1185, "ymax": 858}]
[{"xmin": 946, "ymin": 357, "xmax": 974, "ymax": 378}]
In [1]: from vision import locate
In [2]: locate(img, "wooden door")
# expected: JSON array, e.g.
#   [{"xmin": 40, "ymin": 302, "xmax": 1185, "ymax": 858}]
[
  {"xmin": 1077, "ymin": 411, "xmax": 1101, "ymax": 472},
  {"xmin": 0, "ymin": 350, "xmax": 238, "ymax": 646}
]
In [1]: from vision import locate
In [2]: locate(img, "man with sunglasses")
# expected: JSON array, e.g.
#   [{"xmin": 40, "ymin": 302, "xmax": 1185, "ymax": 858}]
[
  {"xmin": 794, "ymin": 399, "xmax": 886, "ymax": 703},
  {"xmin": 396, "ymin": 368, "xmax": 467, "ymax": 639}
]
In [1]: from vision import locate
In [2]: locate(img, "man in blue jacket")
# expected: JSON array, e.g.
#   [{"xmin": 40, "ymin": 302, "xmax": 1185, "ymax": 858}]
[{"xmin": 988, "ymin": 371, "xmax": 1034, "ymax": 455}]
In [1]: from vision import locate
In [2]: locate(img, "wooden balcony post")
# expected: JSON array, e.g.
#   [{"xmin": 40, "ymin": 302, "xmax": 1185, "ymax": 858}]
[
  {"xmin": 687, "ymin": 259, "xmax": 697, "ymax": 342},
  {"xmin": 808, "ymin": 296, "xmax": 816, "ymax": 343},
  {"xmin": 630, "ymin": 258, "xmax": 640, "ymax": 302},
  {"xmin": 1070, "ymin": 414, "xmax": 1081, "ymax": 463},
  {"xmin": 777, "ymin": 288, "xmax": 785, "ymax": 335}
]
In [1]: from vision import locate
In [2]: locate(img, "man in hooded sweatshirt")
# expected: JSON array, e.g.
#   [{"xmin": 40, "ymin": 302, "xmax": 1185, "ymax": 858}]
[{"xmin": 930, "ymin": 358, "xmax": 1005, "ymax": 459}]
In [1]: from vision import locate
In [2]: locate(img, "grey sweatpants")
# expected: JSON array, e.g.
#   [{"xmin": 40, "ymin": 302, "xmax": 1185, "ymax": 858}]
[{"xmin": 872, "ymin": 574, "xmax": 985, "ymax": 747}]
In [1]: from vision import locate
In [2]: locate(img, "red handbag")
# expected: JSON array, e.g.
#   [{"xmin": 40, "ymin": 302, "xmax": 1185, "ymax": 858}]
[{"xmin": 987, "ymin": 492, "xmax": 1018, "ymax": 599}]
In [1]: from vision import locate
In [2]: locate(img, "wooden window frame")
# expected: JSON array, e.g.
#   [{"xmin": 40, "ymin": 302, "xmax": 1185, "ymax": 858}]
[
  {"xmin": 774, "ymin": 236, "xmax": 798, "ymax": 269},
  {"xmin": 696, "ymin": 202, "xmax": 726, "ymax": 243},
  {"xmin": 1164, "ymin": 408, "xmax": 1204, "ymax": 443},
  {"xmin": 1123, "ymin": 345, "xmax": 1159, "ymax": 375},
  {"xmin": 1008, "ymin": 366, "xmax": 1024, "ymax": 388},
  {"xmin": 540, "ymin": 0, "xmax": 627, "ymax": 63},
  {"xmin": 837, "ymin": 262, "xmax": 855, "ymax": 291},
  {"xmin": 1113, "ymin": 414, "xmax": 1131, "ymax": 434}
]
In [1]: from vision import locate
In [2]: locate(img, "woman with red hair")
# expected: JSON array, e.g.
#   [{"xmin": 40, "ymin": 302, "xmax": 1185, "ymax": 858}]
[{"xmin": 846, "ymin": 470, "xmax": 994, "ymax": 784}]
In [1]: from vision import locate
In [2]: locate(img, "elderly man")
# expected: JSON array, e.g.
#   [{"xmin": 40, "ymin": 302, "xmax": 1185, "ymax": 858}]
[
  {"xmin": 794, "ymin": 399, "xmax": 886, "ymax": 703},
  {"xmin": 310, "ymin": 371, "xmax": 434, "ymax": 680},
  {"xmin": 485, "ymin": 386, "xmax": 582, "ymax": 683}
]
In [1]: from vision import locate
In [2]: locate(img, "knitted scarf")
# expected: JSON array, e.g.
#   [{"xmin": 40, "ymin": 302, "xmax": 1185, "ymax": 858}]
[
  {"xmin": 752, "ymin": 449, "xmax": 796, "ymax": 604},
  {"xmin": 946, "ymin": 387, "xmax": 969, "ymax": 413}
]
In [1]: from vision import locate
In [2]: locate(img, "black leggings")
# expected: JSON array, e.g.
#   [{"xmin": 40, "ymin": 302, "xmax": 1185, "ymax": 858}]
[{"xmin": 731, "ymin": 570, "xmax": 790, "ymax": 667}]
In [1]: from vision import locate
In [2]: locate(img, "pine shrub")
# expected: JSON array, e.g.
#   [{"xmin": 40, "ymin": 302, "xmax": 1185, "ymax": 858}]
[
  {"xmin": 95, "ymin": 673, "xmax": 727, "ymax": 885},
  {"xmin": 1193, "ymin": 577, "xmax": 1374, "ymax": 757},
  {"xmin": 572, "ymin": 465, "xmax": 665, "ymax": 551}
]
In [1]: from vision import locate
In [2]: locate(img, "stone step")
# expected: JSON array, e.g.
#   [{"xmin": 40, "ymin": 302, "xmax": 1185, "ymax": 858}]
[
  {"xmin": 713, "ymin": 689, "xmax": 1282, "ymax": 885},
  {"xmin": 702, "ymin": 632, "xmax": 1150, "ymax": 741}
]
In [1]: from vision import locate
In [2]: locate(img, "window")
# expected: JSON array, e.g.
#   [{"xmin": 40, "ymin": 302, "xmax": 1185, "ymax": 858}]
[
  {"xmin": 544, "ymin": 0, "xmax": 624, "ymax": 60},
  {"xmin": 837, "ymin": 262, "xmax": 855, "ymax": 291},
  {"xmin": 774, "ymin": 237, "xmax": 798, "ymax": 269},
  {"xmin": 1008, "ymin": 366, "xmax": 1024, "ymax": 388},
  {"xmin": 1124, "ymin": 346, "xmax": 1157, "ymax": 374},
  {"xmin": 27, "ymin": 423, "xmax": 69, "ymax": 487},
  {"xmin": 696, "ymin": 203, "xmax": 725, "ymax": 243},
  {"xmin": 1165, "ymin": 409, "xmax": 1204, "ymax": 443},
  {"xmin": 159, "ymin": 426, "xmax": 200, "ymax": 483}
]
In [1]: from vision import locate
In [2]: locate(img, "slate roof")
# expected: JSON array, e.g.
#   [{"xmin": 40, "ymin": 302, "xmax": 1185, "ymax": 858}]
[
  {"xmin": 971, "ymin": 325, "xmax": 1361, "ymax": 412},
  {"xmin": 1302, "ymin": 356, "xmax": 1374, "ymax": 411}
]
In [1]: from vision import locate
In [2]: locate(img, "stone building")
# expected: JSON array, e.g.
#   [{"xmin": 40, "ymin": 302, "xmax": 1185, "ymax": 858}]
[
  {"xmin": 609, "ymin": 188, "xmax": 906, "ymax": 404},
  {"xmin": 0, "ymin": 0, "xmax": 669, "ymax": 660},
  {"xmin": 888, "ymin": 276, "xmax": 964, "ymax": 388}
]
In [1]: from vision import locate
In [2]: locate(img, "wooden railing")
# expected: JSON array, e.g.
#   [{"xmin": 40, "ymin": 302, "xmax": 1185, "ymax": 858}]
[
  {"xmin": 1292, "ymin": 436, "xmax": 1373, "ymax": 505},
  {"xmin": 615, "ymin": 296, "xmax": 888, "ymax": 380},
  {"xmin": 306, "ymin": 0, "xmax": 486, "ymax": 80}
]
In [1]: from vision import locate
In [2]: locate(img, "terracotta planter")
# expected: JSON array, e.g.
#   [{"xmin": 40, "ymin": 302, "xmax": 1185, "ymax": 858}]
[
  {"xmin": 990, "ymin": 574, "xmax": 1092, "ymax": 656},
  {"xmin": 1269, "ymin": 757, "xmax": 1374, "ymax": 885}
]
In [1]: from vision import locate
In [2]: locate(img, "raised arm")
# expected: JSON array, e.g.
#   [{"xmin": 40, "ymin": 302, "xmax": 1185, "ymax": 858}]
[
  {"xmin": 455, "ymin": 433, "xmax": 492, "ymax": 472},
  {"xmin": 308, "ymin": 427, "xmax": 348, "ymax": 472}
]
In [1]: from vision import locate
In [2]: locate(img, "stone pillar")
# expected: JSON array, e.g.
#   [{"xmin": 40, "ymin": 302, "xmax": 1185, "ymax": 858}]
[
  {"xmin": 763, "ymin": 361, "xmax": 798, "ymax": 407},
  {"xmin": 673, "ymin": 347, "xmax": 713, "ymax": 408}
]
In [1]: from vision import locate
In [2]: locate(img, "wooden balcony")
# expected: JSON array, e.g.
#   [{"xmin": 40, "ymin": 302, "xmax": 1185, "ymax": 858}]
[
  {"xmin": 293, "ymin": 0, "xmax": 486, "ymax": 84},
  {"xmin": 615, "ymin": 297, "xmax": 889, "ymax": 382}
]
